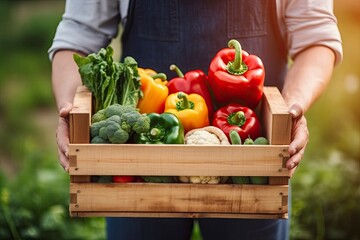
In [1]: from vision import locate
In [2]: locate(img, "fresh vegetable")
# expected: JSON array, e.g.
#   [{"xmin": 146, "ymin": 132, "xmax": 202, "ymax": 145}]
[
  {"xmin": 184, "ymin": 126, "xmax": 229, "ymax": 145},
  {"xmin": 74, "ymin": 47, "xmax": 120, "ymax": 112},
  {"xmin": 141, "ymin": 176, "xmax": 174, "ymax": 183},
  {"xmin": 167, "ymin": 64, "xmax": 214, "ymax": 118},
  {"xmin": 178, "ymin": 176, "xmax": 222, "ymax": 184},
  {"xmin": 212, "ymin": 103, "xmax": 261, "ymax": 141},
  {"xmin": 248, "ymin": 136, "xmax": 270, "ymax": 185},
  {"xmin": 243, "ymin": 136, "xmax": 254, "ymax": 145},
  {"xmin": 207, "ymin": 39, "xmax": 265, "ymax": 109},
  {"xmin": 164, "ymin": 92, "xmax": 209, "ymax": 132},
  {"xmin": 254, "ymin": 137, "xmax": 269, "ymax": 145},
  {"xmin": 178, "ymin": 126, "xmax": 229, "ymax": 184},
  {"xmin": 229, "ymin": 130, "xmax": 251, "ymax": 184},
  {"xmin": 112, "ymin": 176, "xmax": 135, "ymax": 183},
  {"xmin": 132, "ymin": 113, "xmax": 184, "ymax": 144},
  {"xmin": 91, "ymin": 176, "xmax": 112, "ymax": 183},
  {"xmin": 115, "ymin": 56, "xmax": 142, "ymax": 107},
  {"xmin": 229, "ymin": 129, "xmax": 242, "ymax": 145},
  {"xmin": 132, "ymin": 112, "xmax": 184, "ymax": 183},
  {"xmin": 74, "ymin": 46, "xmax": 142, "ymax": 113},
  {"xmin": 137, "ymin": 68, "xmax": 169, "ymax": 114},
  {"xmin": 90, "ymin": 104, "xmax": 150, "ymax": 144}
]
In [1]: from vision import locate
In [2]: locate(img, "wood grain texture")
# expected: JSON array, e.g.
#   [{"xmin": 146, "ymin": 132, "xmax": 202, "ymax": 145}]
[{"xmin": 70, "ymin": 183, "xmax": 288, "ymax": 217}]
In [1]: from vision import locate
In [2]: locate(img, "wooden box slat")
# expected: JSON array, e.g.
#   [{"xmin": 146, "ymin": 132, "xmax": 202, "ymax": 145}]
[
  {"xmin": 70, "ymin": 183, "xmax": 288, "ymax": 218},
  {"xmin": 69, "ymin": 144, "xmax": 289, "ymax": 176}
]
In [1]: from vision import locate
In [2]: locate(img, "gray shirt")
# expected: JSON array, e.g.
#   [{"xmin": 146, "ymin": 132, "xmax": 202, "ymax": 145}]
[{"xmin": 48, "ymin": 0, "xmax": 343, "ymax": 64}]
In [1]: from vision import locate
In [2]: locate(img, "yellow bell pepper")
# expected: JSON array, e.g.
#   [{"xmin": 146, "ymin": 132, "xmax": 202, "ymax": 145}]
[
  {"xmin": 137, "ymin": 68, "xmax": 169, "ymax": 114},
  {"xmin": 164, "ymin": 92, "xmax": 209, "ymax": 132}
]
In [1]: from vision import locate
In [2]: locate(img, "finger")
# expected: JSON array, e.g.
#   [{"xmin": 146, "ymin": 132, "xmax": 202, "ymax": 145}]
[
  {"xmin": 56, "ymin": 117, "xmax": 70, "ymax": 157},
  {"xmin": 59, "ymin": 102, "xmax": 73, "ymax": 118},
  {"xmin": 58, "ymin": 147, "xmax": 70, "ymax": 172},
  {"xmin": 286, "ymin": 147, "xmax": 305, "ymax": 170},
  {"xmin": 288, "ymin": 117, "xmax": 309, "ymax": 155}
]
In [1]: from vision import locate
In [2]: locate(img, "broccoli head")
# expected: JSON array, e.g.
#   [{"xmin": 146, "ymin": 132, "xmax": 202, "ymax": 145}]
[{"xmin": 90, "ymin": 103, "xmax": 150, "ymax": 144}]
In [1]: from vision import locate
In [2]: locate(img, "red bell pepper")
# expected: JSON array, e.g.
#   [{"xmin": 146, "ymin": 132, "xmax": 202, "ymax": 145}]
[
  {"xmin": 112, "ymin": 176, "xmax": 135, "ymax": 183},
  {"xmin": 212, "ymin": 103, "xmax": 261, "ymax": 141},
  {"xmin": 208, "ymin": 39, "xmax": 265, "ymax": 109},
  {"xmin": 167, "ymin": 64, "xmax": 214, "ymax": 119}
]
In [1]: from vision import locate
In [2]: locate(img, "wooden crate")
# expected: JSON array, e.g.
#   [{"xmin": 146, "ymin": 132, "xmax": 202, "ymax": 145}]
[{"xmin": 69, "ymin": 86, "xmax": 292, "ymax": 219}]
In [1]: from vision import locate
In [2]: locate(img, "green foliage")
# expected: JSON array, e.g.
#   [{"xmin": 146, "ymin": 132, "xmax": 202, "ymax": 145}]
[
  {"xmin": 0, "ymin": 2, "xmax": 106, "ymax": 240},
  {"xmin": 290, "ymin": 152, "xmax": 360, "ymax": 240}
]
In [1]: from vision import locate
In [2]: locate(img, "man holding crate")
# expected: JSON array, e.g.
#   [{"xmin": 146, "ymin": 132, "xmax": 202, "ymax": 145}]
[{"xmin": 49, "ymin": 0, "xmax": 342, "ymax": 239}]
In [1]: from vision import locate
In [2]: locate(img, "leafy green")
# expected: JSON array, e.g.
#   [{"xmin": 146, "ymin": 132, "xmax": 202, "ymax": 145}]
[
  {"xmin": 116, "ymin": 56, "xmax": 142, "ymax": 107},
  {"xmin": 73, "ymin": 47, "xmax": 120, "ymax": 113},
  {"xmin": 73, "ymin": 47, "xmax": 142, "ymax": 113}
]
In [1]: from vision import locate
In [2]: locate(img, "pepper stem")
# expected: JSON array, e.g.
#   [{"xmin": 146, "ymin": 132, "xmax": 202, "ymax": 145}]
[
  {"xmin": 148, "ymin": 127, "xmax": 165, "ymax": 141},
  {"xmin": 170, "ymin": 64, "xmax": 184, "ymax": 78},
  {"xmin": 151, "ymin": 73, "xmax": 167, "ymax": 81},
  {"xmin": 176, "ymin": 92, "xmax": 194, "ymax": 111},
  {"xmin": 228, "ymin": 111, "xmax": 246, "ymax": 127},
  {"xmin": 226, "ymin": 39, "xmax": 248, "ymax": 75}
]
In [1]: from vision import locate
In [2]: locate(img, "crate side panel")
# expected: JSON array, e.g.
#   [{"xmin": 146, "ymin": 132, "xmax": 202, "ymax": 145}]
[
  {"xmin": 69, "ymin": 144, "xmax": 289, "ymax": 176},
  {"xmin": 70, "ymin": 86, "xmax": 92, "ymax": 144},
  {"xmin": 70, "ymin": 183, "xmax": 288, "ymax": 215},
  {"xmin": 261, "ymin": 87, "xmax": 292, "ymax": 145}
]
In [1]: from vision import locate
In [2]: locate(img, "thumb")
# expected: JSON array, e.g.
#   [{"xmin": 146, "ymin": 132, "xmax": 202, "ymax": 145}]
[
  {"xmin": 289, "ymin": 103, "xmax": 304, "ymax": 119},
  {"xmin": 59, "ymin": 102, "xmax": 73, "ymax": 118}
]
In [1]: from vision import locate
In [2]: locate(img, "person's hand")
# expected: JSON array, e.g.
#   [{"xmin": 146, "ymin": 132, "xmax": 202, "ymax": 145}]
[
  {"xmin": 286, "ymin": 104, "xmax": 309, "ymax": 177},
  {"xmin": 56, "ymin": 102, "xmax": 73, "ymax": 172}
]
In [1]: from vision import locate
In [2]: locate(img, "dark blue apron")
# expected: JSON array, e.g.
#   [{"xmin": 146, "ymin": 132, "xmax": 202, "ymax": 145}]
[
  {"xmin": 110, "ymin": 1, "xmax": 289, "ymax": 239},
  {"xmin": 121, "ymin": 0, "xmax": 288, "ymax": 90}
]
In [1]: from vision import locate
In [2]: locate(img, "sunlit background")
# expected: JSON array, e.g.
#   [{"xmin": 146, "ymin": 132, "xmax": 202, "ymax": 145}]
[{"xmin": 0, "ymin": 1, "xmax": 359, "ymax": 239}]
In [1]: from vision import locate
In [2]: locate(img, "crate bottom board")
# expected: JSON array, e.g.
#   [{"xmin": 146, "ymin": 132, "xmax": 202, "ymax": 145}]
[
  {"xmin": 70, "ymin": 211, "xmax": 288, "ymax": 219},
  {"xmin": 70, "ymin": 183, "xmax": 288, "ymax": 219}
]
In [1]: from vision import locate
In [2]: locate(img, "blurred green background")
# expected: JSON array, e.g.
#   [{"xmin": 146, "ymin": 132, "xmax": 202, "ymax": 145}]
[{"xmin": 0, "ymin": 1, "xmax": 359, "ymax": 239}]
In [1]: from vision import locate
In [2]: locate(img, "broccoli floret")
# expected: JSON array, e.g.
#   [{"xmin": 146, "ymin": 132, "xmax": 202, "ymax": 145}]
[
  {"xmin": 132, "ymin": 114, "xmax": 151, "ymax": 134},
  {"xmin": 104, "ymin": 104, "xmax": 134, "ymax": 118},
  {"xmin": 121, "ymin": 111, "xmax": 142, "ymax": 126},
  {"xmin": 106, "ymin": 115, "xmax": 121, "ymax": 124},
  {"xmin": 105, "ymin": 122, "xmax": 121, "ymax": 140},
  {"xmin": 92, "ymin": 109, "xmax": 106, "ymax": 123},
  {"xmin": 99, "ymin": 126, "xmax": 108, "ymax": 140},
  {"xmin": 90, "ymin": 121, "xmax": 105, "ymax": 139},
  {"xmin": 122, "ymin": 111, "xmax": 151, "ymax": 134},
  {"xmin": 108, "ymin": 128, "xmax": 129, "ymax": 144},
  {"xmin": 91, "ymin": 136, "xmax": 109, "ymax": 144},
  {"xmin": 120, "ymin": 121, "xmax": 132, "ymax": 134}
]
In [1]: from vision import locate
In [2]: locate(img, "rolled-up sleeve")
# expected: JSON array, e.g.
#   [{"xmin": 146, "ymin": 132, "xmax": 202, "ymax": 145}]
[
  {"xmin": 48, "ymin": 0, "xmax": 120, "ymax": 60},
  {"xmin": 284, "ymin": 0, "xmax": 343, "ymax": 65}
]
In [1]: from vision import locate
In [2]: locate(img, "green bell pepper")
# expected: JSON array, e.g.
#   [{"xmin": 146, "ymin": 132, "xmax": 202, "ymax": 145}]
[
  {"xmin": 132, "ymin": 112, "xmax": 184, "ymax": 183},
  {"xmin": 132, "ymin": 112, "xmax": 184, "ymax": 144}
]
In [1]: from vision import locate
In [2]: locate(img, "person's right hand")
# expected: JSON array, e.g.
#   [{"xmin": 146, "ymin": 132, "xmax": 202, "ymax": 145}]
[{"xmin": 56, "ymin": 102, "xmax": 73, "ymax": 172}]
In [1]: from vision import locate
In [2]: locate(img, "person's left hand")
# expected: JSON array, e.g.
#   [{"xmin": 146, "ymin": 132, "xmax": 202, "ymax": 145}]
[{"xmin": 286, "ymin": 104, "xmax": 309, "ymax": 177}]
